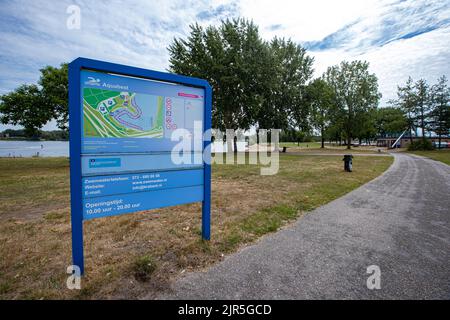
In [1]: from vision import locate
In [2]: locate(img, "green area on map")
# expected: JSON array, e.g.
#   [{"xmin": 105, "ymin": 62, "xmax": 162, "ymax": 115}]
[{"xmin": 83, "ymin": 88, "xmax": 164, "ymax": 138}]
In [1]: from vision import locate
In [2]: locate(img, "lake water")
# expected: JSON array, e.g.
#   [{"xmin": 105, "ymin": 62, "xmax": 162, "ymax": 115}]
[
  {"xmin": 0, "ymin": 140, "xmax": 69, "ymax": 157},
  {"xmin": 0, "ymin": 141, "xmax": 251, "ymax": 157}
]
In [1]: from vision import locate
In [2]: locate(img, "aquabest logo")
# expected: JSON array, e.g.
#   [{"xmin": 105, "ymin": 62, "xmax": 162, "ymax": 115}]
[
  {"xmin": 84, "ymin": 77, "xmax": 129, "ymax": 91},
  {"xmin": 85, "ymin": 77, "xmax": 101, "ymax": 86}
]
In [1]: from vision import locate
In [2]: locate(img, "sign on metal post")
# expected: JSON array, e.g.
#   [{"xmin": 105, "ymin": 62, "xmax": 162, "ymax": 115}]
[{"xmin": 69, "ymin": 58, "xmax": 212, "ymax": 275}]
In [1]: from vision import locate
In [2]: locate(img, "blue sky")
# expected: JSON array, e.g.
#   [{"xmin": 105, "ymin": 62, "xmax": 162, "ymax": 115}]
[{"xmin": 0, "ymin": 0, "xmax": 449, "ymax": 130}]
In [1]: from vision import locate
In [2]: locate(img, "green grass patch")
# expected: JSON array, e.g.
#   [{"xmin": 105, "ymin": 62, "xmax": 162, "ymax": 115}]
[
  {"xmin": 132, "ymin": 255, "xmax": 158, "ymax": 282},
  {"xmin": 240, "ymin": 205, "xmax": 297, "ymax": 236},
  {"xmin": 407, "ymin": 149, "xmax": 450, "ymax": 166}
]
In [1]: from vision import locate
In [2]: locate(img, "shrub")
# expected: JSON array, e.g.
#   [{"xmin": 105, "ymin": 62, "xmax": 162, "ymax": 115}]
[
  {"xmin": 407, "ymin": 139, "xmax": 435, "ymax": 151},
  {"xmin": 132, "ymin": 255, "xmax": 157, "ymax": 282}
]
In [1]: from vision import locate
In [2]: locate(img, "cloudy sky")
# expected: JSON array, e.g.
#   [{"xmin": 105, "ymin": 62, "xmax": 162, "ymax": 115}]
[{"xmin": 0, "ymin": 0, "xmax": 449, "ymax": 130}]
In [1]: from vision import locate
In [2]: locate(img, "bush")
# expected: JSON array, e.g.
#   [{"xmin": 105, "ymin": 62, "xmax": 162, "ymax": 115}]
[
  {"xmin": 132, "ymin": 255, "xmax": 157, "ymax": 282},
  {"xmin": 407, "ymin": 139, "xmax": 435, "ymax": 151}
]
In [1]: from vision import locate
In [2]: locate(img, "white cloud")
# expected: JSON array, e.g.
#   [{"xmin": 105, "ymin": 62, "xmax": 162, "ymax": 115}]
[
  {"xmin": 311, "ymin": 26, "xmax": 450, "ymax": 105},
  {"xmin": 239, "ymin": 0, "xmax": 385, "ymax": 41},
  {"xmin": 306, "ymin": 0, "xmax": 450, "ymax": 104},
  {"xmin": 364, "ymin": 26, "xmax": 450, "ymax": 105}
]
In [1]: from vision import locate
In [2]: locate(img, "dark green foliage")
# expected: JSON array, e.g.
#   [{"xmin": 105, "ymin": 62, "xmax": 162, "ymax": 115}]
[
  {"xmin": 0, "ymin": 129, "xmax": 68, "ymax": 140},
  {"xmin": 392, "ymin": 75, "xmax": 449, "ymax": 144},
  {"xmin": 279, "ymin": 130, "xmax": 312, "ymax": 143},
  {"xmin": 39, "ymin": 64, "xmax": 68, "ymax": 130},
  {"xmin": 39, "ymin": 130, "xmax": 69, "ymax": 140},
  {"xmin": 0, "ymin": 63, "xmax": 68, "ymax": 137},
  {"xmin": 0, "ymin": 84, "xmax": 52, "ymax": 137},
  {"xmin": 407, "ymin": 139, "xmax": 434, "ymax": 151},
  {"xmin": 304, "ymin": 78, "xmax": 335, "ymax": 147},
  {"xmin": 429, "ymin": 76, "xmax": 450, "ymax": 142},
  {"xmin": 324, "ymin": 61, "xmax": 381, "ymax": 149},
  {"xmin": 375, "ymin": 107, "xmax": 408, "ymax": 136}
]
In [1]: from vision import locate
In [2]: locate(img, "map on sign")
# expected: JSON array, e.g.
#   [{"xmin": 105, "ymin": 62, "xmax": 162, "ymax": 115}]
[
  {"xmin": 83, "ymin": 88, "xmax": 164, "ymax": 138},
  {"xmin": 80, "ymin": 69, "xmax": 205, "ymax": 153}
]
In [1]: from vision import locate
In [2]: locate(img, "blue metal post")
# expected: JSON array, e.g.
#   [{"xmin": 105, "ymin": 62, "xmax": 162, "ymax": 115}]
[
  {"xmin": 202, "ymin": 84, "xmax": 212, "ymax": 240},
  {"xmin": 69, "ymin": 60, "xmax": 84, "ymax": 275}
]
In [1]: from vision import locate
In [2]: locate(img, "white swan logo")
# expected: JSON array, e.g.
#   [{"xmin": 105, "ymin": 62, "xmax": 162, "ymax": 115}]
[{"xmin": 86, "ymin": 77, "xmax": 101, "ymax": 86}]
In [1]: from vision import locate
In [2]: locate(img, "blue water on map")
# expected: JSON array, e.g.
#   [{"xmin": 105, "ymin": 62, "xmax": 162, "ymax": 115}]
[
  {"xmin": 115, "ymin": 94, "xmax": 159, "ymax": 131},
  {"xmin": 0, "ymin": 140, "xmax": 69, "ymax": 157}
]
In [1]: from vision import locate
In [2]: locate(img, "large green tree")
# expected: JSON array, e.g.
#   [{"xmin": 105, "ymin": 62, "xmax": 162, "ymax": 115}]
[
  {"xmin": 0, "ymin": 84, "xmax": 51, "ymax": 137},
  {"xmin": 0, "ymin": 63, "xmax": 68, "ymax": 136},
  {"xmin": 256, "ymin": 38, "xmax": 313, "ymax": 149},
  {"xmin": 392, "ymin": 77, "xmax": 416, "ymax": 144},
  {"xmin": 169, "ymin": 19, "xmax": 268, "ymax": 131},
  {"xmin": 393, "ymin": 77, "xmax": 435, "ymax": 143},
  {"xmin": 375, "ymin": 107, "xmax": 408, "ymax": 137},
  {"xmin": 414, "ymin": 79, "xmax": 430, "ymax": 140},
  {"xmin": 39, "ymin": 63, "xmax": 69, "ymax": 130},
  {"xmin": 354, "ymin": 109, "xmax": 378, "ymax": 144},
  {"xmin": 168, "ymin": 19, "xmax": 313, "ymax": 139},
  {"xmin": 429, "ymin": 75, "xmax": 450, "ymax": 147},
  {"xmin": 324, "ymin": 60, "xmax": 381, "ymax": 149},
  {"xmin": 304, "ymin": 78, "xmax": 334, "ymax": 148},
  {"xmin": 259, "ymin": 38, "xmax": 313, "ymax": 132}
]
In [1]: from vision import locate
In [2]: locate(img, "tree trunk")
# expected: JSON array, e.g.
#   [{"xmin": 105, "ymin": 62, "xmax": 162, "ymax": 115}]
[
  {"xmin": 347, "ymin": 135, "xmax": 351, "ymax": 149},
  {"xmin": 406, "ymin": 112, "xmax": 413, "ymax": 145},
  {"xmin": 320, "ymin": 125, "xmax": 325, "ymax": 148},
  {"xmin": 421, "ymin": 108, "xmax": 426, "ymax": 142}
]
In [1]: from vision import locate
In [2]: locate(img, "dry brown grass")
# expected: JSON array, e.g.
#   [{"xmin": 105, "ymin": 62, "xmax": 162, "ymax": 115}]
[{"xmin": 0, "ymin": 155, "xmax": 393, "ymax": 299}]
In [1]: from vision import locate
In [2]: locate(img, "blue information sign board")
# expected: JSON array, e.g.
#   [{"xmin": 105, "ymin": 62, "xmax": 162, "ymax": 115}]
[{"xmin": 69, "ymin": 58, "xmax": 212, "ymax": 274}]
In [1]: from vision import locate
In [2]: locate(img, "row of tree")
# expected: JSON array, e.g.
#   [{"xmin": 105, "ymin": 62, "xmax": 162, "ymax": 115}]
[
  {"xmin": 169, "ymin": 19, "xmax": 385, "ymax": 149},
  {"xmin": 0, "ymin": 18, "xmax": 448, "ymax": 148},
  {"xmin": 306, "ymin": 74, "xmax": 450, "ymax": 149},
  {"xmin": 304, "ymin": 62, "xmax": 381, "ymax": 148},
  {"xmin": 392, "ymin": 76, "xmax": 450, "ymax": 146},
  {"xmin": 0, "ymin": 128, "xmax": 69, "ymax": 140}
]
